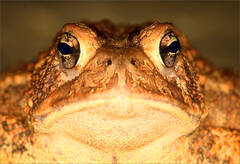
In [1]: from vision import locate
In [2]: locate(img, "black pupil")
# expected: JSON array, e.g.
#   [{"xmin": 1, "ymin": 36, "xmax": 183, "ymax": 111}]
[
  {"xmin": 167, "ymin": 41, "xmax": 180, "ymax": 53},
  {"xmin": 57, "ymin": 43, "xmax": 73, "ymax": 54}
]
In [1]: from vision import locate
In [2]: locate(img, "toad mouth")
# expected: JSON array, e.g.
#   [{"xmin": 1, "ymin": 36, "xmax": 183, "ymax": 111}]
[
  {"xmin": 33, "ymin": 92, "xmax": 200, "ymax": 152},
  {"xmin": 34, "ymin": 93, "xmax": 197, "ymax": 127}
]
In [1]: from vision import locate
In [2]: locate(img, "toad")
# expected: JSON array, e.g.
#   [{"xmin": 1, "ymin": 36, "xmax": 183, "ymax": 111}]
[{"xmin": 0, "ymin": 20, "xmax": 239, "ymax": 163}]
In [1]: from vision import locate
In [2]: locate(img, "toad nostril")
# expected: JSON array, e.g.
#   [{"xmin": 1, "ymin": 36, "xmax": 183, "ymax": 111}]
[
  {"xmin": 131, "ymin": 59, "xmax": 136, "ymax": 66},
  {"xmin": 106, "ymin": 59, "xmax": 112, "ymax": 66}
]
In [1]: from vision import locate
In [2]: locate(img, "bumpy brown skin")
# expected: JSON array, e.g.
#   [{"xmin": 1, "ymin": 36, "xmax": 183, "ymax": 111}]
[
  {"xmin": 0, "ymin": 20, "xmax": 239, "ymax": 163},
  {"xmin": 196, "ymin": 58, "xmax": 240, "ymax": 130}
]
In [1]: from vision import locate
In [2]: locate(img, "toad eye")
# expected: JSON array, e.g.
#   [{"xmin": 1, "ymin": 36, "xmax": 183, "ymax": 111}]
[
  {"xmin": 167, "ymin": 41, "xmax": 180, "ymax": 53},
  {"xmin": 159, "ymin": 31, "xmax": 180, "ymax": 67},
  {"xmin": 57, "ymin": 33, "xmax": 80, "ymax": 69},
  {"xmin": 57, "ymin": 43, "xmax": 73, "ymax": 54}
]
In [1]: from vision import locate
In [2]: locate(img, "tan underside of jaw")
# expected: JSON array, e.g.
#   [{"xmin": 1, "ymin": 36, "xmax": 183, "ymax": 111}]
[{"xmin": 33, "ymin": 93, "xmax": 199, "ymax": 156}]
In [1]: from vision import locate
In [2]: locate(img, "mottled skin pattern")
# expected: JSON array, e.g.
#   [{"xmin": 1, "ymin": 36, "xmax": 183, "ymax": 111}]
[
  {"xmin": 196, "ymin": 59, "xmax": 240, "ymax": 130},
  {"xmin": 0, "ymin": 20, "xmax": 239, "ymax": 163}
]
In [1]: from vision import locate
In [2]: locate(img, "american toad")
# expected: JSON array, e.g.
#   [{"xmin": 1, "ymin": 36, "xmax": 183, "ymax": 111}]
[{"xmin": 0, "ymin": 20, "xmax": 239, "ymax": 163}]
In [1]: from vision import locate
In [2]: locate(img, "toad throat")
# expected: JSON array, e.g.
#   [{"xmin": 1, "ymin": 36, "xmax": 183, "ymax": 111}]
[{"xmin": 33, "ymin": 93, "xmax": 200, "ymax": 152}]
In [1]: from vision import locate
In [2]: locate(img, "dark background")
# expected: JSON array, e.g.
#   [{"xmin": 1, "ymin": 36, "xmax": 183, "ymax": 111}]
[{"xmin": 0, "ymin": 1, "xmax": 239, "ymax": 72}]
